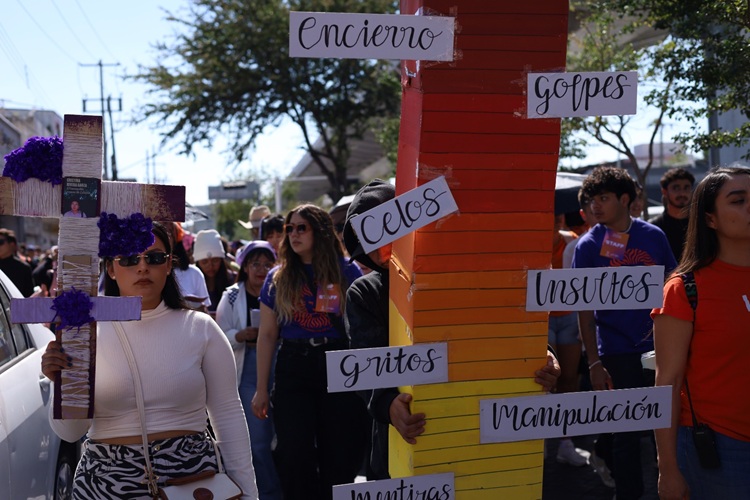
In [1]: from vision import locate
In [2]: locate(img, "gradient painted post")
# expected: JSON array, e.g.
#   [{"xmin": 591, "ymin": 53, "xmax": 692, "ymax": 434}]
[{"xmin": 390, "ymin": 1, "xmax": 569, "ymax": 497}]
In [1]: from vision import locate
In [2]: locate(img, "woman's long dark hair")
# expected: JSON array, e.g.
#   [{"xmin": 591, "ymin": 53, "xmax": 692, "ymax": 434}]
[
  {"xmin": 273, "ymin": 204, "xmax": 347, "ymax": 323},
  {"xmin": 103, "ymin": 221, "xmax": 187, "ymax": 310},
  {"xmin": 674, "ymin": 166, "xmax": 750, "ymax": 276}
]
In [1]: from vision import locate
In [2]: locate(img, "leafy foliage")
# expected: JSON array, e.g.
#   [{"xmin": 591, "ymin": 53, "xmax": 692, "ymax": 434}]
[{"xmin": 134, "ymin": 0, "xmax": 401, "ymax": 202}]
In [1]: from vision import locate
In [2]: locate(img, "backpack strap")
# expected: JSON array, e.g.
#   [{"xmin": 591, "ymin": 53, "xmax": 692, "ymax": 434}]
[{"xmin": 680, "ymin": 272, "xmax": 697, "ymax": 321}]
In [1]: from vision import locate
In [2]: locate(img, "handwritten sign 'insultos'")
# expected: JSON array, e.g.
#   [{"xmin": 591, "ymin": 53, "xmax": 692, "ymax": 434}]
[
  {"xmin": 289, "ymin": 12, "xmax": 455, "ymax": 61},
  {"xmin": 526, "ymin": 266, "xmax": 664, "ymax": 312},
  {"xmin": 479, "ymin": 386, "xmax": 672, "ymax": 443},
  {"xmin": 325, "ymin": 343, "xmax": 448, "ymax": 393},
  {"xmin": 349, "ymin": 176, "xmax": 458, "ymax": 255},
  {"xmin": 527, "ymin": 71, "xmax": 638, "ymax": 118},
  {"xmin": 333, "ymin": 473, "xmax": 455, "ymax": 500}
]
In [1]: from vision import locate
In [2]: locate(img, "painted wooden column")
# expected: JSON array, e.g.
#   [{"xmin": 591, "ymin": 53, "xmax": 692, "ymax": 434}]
[{"xmin": 390, "ymin": 1, "xmax": 569, "ymax": 497}]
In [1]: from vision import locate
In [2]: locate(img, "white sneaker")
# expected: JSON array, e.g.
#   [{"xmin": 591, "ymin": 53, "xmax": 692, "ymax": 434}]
[
  {"xmin": 589, "ymin": 452, "xmax": 616, "ymax": 488},
  {"xmin": 555, "ymin": 439, "xmax": 588, "ymax": 467}
]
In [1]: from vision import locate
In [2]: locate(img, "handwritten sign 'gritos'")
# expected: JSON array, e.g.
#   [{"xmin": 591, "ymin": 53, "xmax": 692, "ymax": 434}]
[
  {"xmin": 290, "ymin": 12, "xmax": 455, "ymax": 61},
  {"xmin": 333, "ymin": 473, "xmax": 455, "ymax": 500},
  {"xmin": 349, "ymin": 176, "xmax": 458, "ymax": 255},
  {"xmin": 480, "ymin": 386, "xmax": 671, "ymax": 443},
  {"xmin": 527, "ymin": 71, "xmax": 638, "ymax": 118},
  {"xmin": 526, "ymin": 266, "xmax": 664, "ymax": 312},
  {"xmin": 326, "ymin": 343, "xmax": 448, "ymax": 393}
]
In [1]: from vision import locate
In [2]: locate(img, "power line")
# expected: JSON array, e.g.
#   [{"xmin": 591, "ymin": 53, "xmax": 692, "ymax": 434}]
[
  {"xmin": 72, "ymin": 0, "xmax": 119, "ymax": 62},
  {"xmin": 14, "ymin": 0, "xmax": 78, "ymax": 63},
  {"xmin": 0, "ymin": 21, "xmax": 54, "ymax": 108},
  {"xmin": 47, "ymin": 0, "xmax": 97, "ymax": 61}
]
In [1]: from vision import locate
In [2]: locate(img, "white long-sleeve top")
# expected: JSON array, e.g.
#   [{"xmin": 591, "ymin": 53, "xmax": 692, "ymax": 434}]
[
  {"xmin": 49, "ymin": 301, "xmax": 258, "ymax": 499},
  {"xmin": 215, "ymin": 282, "xmax": 251, "ymax": 384}
]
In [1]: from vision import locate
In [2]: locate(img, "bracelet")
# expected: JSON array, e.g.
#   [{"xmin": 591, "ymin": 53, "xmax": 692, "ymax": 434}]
[{"xmin": 588, "ymin": 359, "xmax": 603, "ymax": 370}]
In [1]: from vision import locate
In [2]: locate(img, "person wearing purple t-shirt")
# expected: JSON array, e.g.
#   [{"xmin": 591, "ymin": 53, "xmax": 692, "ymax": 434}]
[
  {"xmin": 573, "ymin": 167, "xmax": 677, "ymax": 500},
  {"xmin": 252, "ymin": 204, "xmax": 367, "ymax": 500}
]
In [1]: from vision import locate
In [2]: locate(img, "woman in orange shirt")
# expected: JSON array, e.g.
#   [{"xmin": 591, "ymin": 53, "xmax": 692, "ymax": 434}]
[{"xmin": 652, "ymin": 167, "xmax": 750, "ymax": 499}]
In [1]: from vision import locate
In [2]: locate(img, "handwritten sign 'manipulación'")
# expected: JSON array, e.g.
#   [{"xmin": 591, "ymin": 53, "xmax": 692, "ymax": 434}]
[
  {"xmin": 527, "ymin": 71, "xmax": 638, "ymax": 118},
  {"xmin": 349, "ymin": 176, "xmax": 458, "ymax": 255},
  {"xmin": 480, "ymin": 386, "xmax": 671, "ymax": 443},
  {"xmin": 326, "ymin": 343, "xmax": 448, "ymax": 393},
  {"xmin": 290, "ymin": 12, "xmax": 455, "ymax": 61},
  {"xmin": 526, "ymin": 266, "xmax": 664, "ymax": 312}
]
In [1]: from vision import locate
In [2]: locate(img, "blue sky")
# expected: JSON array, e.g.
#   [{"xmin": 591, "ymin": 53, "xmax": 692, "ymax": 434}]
[{"xmin": 1, "ymin": 0, "xmax": 306, "ymax": 206}]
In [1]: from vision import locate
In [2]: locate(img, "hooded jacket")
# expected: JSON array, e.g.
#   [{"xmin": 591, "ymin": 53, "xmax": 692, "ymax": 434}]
[{"xmin": 343, "ymin": 179, "xmax": 397, "ymax": 479}]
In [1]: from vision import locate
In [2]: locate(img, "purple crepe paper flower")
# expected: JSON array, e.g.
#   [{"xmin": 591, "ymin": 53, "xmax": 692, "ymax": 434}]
[
  {"xmin": 2, "ymin": 136, "xmax": 64, "ymax": 185},
  {"xmin": 51, "ymin": 288, "xmax": 95, "ymax": 331},
  {"xmin": 97, "ymin": 212, "xmax": 154, "ymax": 258}
]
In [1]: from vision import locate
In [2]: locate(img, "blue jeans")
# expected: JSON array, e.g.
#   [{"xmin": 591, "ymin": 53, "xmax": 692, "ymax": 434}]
[
  {"xmin": 678, "ymin": 426, "xmax": 750, "ymax": 499},
  {"xmin": 239, "ymin": 346, "xmax": 282, "ymax": 500}
]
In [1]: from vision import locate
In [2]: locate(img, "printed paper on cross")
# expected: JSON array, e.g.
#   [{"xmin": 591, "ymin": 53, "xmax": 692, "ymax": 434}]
[{"xmin": 1, "ymin": 114, "xmax": 185, "ymax": 419}]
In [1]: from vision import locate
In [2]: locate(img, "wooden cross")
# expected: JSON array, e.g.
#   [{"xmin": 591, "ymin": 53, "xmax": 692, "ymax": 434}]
[{"xmin": 1, "ymin": 114, "xmax": 185, "ymax": 419}]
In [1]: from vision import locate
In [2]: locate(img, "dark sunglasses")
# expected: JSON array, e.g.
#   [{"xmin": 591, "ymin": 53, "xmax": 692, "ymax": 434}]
[
  {"xmin": 284, "ymin": 223, "xmax": 308, "ymax": 235},
  {"xmin": 0, "ymin": 239, "xmax": 6, "ymax": 246},
  {"xmin": 115, "ymin": 252, "xmax": 170, "ymax": 267}
]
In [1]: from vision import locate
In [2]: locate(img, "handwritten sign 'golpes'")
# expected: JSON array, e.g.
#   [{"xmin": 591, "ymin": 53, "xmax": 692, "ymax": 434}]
[
  {"xmin": 326, "ymin": 343, "xmax": 448, "ymax": 393},
  {"xmin": 480, "ymin": 386, "xmax": 671, "ymax": 443},
  {"xmin": 333, "ymin": 473, "xmax": 455, "ymax": 500},
  {"xmin": 350, "ymin": 176, "xmax": 459, "ymax": 255},
  {"xmin": 526, "ymin": 266, "xmax": 664, "ymax": 312},
  {"xmin": 527, "ymin": 71, "xmax": 638, "ymax": 118},
  {"xmin": 289, "ymin": 12, "xmax": 455, "ymax": 61}
]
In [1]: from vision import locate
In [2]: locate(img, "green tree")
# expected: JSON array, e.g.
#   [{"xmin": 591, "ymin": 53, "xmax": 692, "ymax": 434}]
[
  {"xmin": 214, "ymin": 199, "xmax": 253, "ymax": 241},
  {"xmin": 564, "ymin": 4, "xmax": 678, "ymax": 217},
  {"xmin": 134, "ymin": 0, "xmax": 401, "ymax": 203},
  {"xmin": 603, "ymin": 0, "xmax": 750, "ymax": 158}
]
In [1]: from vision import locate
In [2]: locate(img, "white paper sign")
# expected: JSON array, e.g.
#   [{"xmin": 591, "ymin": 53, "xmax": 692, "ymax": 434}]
[
  {"xmin": 480, "ymin": 386, "xmax": 671, "ymax": 443},
  {"xmin": 527, "ymin": 71, "xmax": 638, "ymax": 118},
  {"xmin": 326, "ymin": 343, "xmax": 448, "ymax": 393},
  {"xmin": 290, "ymin": 12, "xmax": 455, "ymax": 61},
  {"xmin": 333, "ymin": 472, "xmax": 455, "ymax": 500},
  {"xmin": 349, "ymin": 176, "xmax": 458, "ymax": 255},
  {"xmin": 526, "ymin": 266, "xmax": 665, "ymax": 311}
]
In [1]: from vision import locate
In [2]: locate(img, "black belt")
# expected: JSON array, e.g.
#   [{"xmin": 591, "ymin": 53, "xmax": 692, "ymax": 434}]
[{"xmin": 282, "ymin": 337, "xmax": 341, "ymax": 347}]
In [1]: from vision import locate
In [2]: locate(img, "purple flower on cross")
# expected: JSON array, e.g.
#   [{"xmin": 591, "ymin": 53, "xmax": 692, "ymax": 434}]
[
  {"xmin": 97, "ymin": 212, "xmax": 155, "ymax": 258},
  {"xmin": 51, "ymin": 288, "xmax": 95, "ymax": 331},
  {"xmin": 2, "ymin": 136, "xmax": 64, "ymax": 185}
]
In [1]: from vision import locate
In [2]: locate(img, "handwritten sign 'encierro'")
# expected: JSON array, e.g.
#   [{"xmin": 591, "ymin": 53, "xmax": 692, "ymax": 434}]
[
  {"xmin": 526, "ymin": 266, "xmax": 664, "ymax": 312},
  {"xmin": 527, "ymin": 71, "xmax": 638, "ymax": 118},
  {"xmin": 326, "ymin": 343, "xmax": 448, "ymax": 393},
  {"xmin": 289, "ymin": 12, "xmax": 455, "ymax": 61},
  {"xmin": 479, "ymin": 386, "xmax": 671, "ymax": 443},
  {"xmin": 333, "ymin": 472, "xmax": 455, "ymax": 500},
  {"xmin": 349, "ymin": 176, "xmax": 458, "ymax": 255}
]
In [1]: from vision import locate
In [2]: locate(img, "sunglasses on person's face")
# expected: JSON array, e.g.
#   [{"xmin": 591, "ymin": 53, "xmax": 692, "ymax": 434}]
[
  {"xmin": 115, "ymin": 252, "xmax": 170, "ymax": 267},
  {"xmin": 284, "ymin": 223, "xmax": 308, "ymax": 235}
]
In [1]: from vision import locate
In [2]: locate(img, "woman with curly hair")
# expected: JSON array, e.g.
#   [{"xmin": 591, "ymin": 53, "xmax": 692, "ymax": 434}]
[{"xmin": 252, "ymin": 204, "xmax": 367, "ymax": 500}]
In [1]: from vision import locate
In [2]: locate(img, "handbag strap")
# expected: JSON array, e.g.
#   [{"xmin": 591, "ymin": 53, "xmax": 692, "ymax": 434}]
[
  {"xmin": 679, "ymin": 272, "xmax": 702, "ymax": 427},
  {"xmin": 112, "ymin": 322, "xmax": 228, "ymax": 494}
]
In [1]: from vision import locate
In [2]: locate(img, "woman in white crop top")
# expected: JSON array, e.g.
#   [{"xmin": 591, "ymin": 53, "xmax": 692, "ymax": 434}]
[{"xmin": 41, "ymin": 222, "xmax": 258, "ymax": 499}]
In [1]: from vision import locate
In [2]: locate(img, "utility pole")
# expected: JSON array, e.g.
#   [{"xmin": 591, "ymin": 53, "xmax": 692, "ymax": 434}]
[
  {"xmin": 106, "ymin": 96, "xmax": 122, "ymax": 180},
  {"xmin": 80, "ymin": 60, "xmax": 120, "ymax": 179}
]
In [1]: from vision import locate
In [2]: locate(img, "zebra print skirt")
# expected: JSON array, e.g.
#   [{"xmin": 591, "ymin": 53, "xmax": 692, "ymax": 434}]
[{"xmin": 73, "ymin": 432, "xmax": 218, "ymax": 499}]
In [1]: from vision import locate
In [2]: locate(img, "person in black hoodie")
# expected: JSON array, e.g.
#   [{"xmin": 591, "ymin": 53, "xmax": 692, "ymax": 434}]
[{"xmin": 343, "ymin": 179, "xmax": 562, "ymax": 480}]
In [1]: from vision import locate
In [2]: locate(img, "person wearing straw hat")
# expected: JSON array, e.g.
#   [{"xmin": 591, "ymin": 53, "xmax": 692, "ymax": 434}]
[{"xmin": 239, "ymin": 205, "xmax": 271, "ymax": 240}]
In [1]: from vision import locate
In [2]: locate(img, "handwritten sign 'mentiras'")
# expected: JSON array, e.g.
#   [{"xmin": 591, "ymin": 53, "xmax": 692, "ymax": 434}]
[
  {"xmin": 527, "ymin": 71, "xmax": 638, "ymax": 118},
  {"xmin": 326, "ymin": 343, "xmax": 448, "ymax": 393},
  {"xmin": 333, "ymin": 472, "xmax": 455, "ymax": 500},
  {"xmin": 480, "ymin": 386, "xmax": 671, "ymax": 443},
  {"xmin": 290, "ymin": 12, "xmax": 455, "ymax": 61},
  {"xmin": 350, "ymin": 176, "xmax": 458, "ymax": 255},
  {"xmin": 526, "ymin": 266, "xmax": 664, "ymax": 312}
]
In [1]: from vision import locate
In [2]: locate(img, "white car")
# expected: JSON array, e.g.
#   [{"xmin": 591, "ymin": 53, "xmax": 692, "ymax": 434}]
[{"xmin": 0, "ymin": 271, "xmax": 79, "ymax": 499}]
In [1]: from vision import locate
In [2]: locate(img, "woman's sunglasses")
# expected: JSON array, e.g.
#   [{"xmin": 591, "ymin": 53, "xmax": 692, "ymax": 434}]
[
  {"xmin": 284, "ymin": 223, "xmax": 308, "ymax": 235},
  {"xmin": 115, "ymin": 252, "xmax": 170, "ymax": 267}
]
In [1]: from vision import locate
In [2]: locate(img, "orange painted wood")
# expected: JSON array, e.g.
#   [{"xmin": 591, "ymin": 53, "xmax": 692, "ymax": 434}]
[
  {"xmin": 412, "ymin": 288, "xmax": 526, "ymax": 311},
  {"xmin": 413, "ymin": 322, "xmax": 548, "ymax": 342},
  {"xmin": 448, "ymin": 358, "xmax": 547, "ymax": 382},
  {"xmin": 417, "ymin": 152, "xmax": 561, "ymax": 170},
  {"xmin": 418, "ymin": 70, "xmax": 526, "ymax": 94},
  {"xmin": 412, "ymin": 270, "xmax": 527, "ymax": 290},
  {"xmin": 448, "ymin": 337, "xmax": 541, "ymax": 363},
  {"xmin": 418, "ymin": 213, "xmax": 551, "ymax": 232},
  {"xmin": 440, "ymin": 50, "xmax": 566, "ymax": 72},
  {"xmin": 411, "ymin": 252, "xmax": 550, "ymax": 274},
  {"xmin": 458, "ymin": 35, "xmax": 567, "ymax": 53},
  {"xmin": 458, "ymin": 14, "xmax": 569, "ymax": 37},
  {"xmin": 420, "ymin": 132, "xmax": 560, "ymax": 154},
  {"xmin": 414, "ymin": 230, "xmax": 549, "ymax": 255},
  {"xmin": 423, "ymin": 94, "xmax": 524, "ymax": 112},
  {"xmin": 422, "ymin": 111, "xmax": 559, "ymax": 135},
  {"xmin": 450, "ymin": 190, "xmax": 553, "ymax": 213},
  {"xmin": 422, "ymin": 0, "xmax": 568, "ymax": 14},
  {"xmin": 413, "ymin": 306, "xmax": 543, "ymax": 327}
]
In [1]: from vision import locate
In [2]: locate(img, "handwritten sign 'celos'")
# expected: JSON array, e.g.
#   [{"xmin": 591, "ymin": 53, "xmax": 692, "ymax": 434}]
[
  {"xmin": 527, "ymin": 71, "xmax": 638, "ymax": 118},
  {"xmin": 349, "ymin": 176, "xmax": 458, "ymax": 255},
  {"xmin": 333, "ymin": 473, "xmax": 455, "ymax": 500},
  {"xmin": 526, "ymin": 266, "xmax": 664, "ymax": 312},
  {"xmin": 326, "ymin": 343, "xmax": 448, "ymax": 393},
  {"xmin": 480, "ymin": 386, "xmax": 671, "ymax": 443},
  {"xmin": 290, "ymin": 12, "xmax": 455, "ymax": 61}
]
